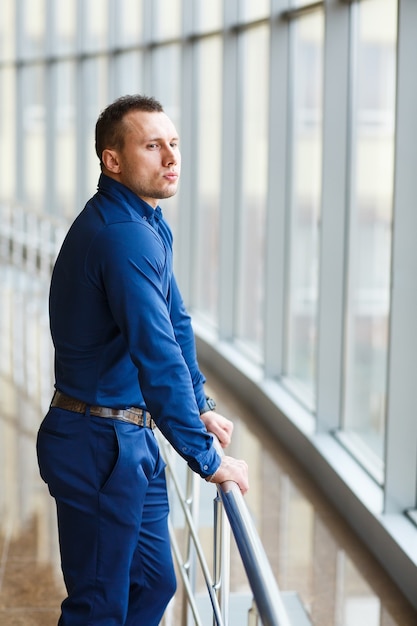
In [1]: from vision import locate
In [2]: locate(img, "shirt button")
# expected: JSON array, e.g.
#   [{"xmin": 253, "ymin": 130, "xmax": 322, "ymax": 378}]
[
  {"xmin": 203, "ymin": 465, "xmax": 208, "ymax": 470},
  {"xmin": 182, "ymin": 447, "xmax": 187, "ymax": 452}
]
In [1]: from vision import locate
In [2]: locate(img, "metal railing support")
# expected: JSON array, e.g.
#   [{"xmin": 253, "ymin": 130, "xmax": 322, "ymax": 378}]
[
  {"xmin": 248, "ymin": 599, "xmax": 260, "ymax": 626},
  {"xmin": 161, "ymin": 439, "xmax": 227, "ymax": 626},
  {"xmin": 211, "ymin": 436, "xmax": 291, "ymax": 626},
  {"xmin": 213, "ymin": 494, "xmax": 230, "ymax": 626},
  {"xmin": 161, "ymin": 432, "xmax": 293, "ymax": 626},
  {"xmin": 218, "ymin": 479, "xmax": 291, "ymax": 626},
  {"xmin": 0, "ymin": 201, "xmax": 66, "ymax": 278}
]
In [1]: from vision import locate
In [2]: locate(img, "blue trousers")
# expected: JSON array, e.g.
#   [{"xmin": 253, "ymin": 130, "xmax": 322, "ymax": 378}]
[{"xmin": 36, "ymin": 407, "xmax": 177, "ymax": 625}]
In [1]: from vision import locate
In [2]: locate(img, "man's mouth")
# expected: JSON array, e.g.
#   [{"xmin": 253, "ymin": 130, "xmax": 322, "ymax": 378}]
[{"xmin": 164, "ymin": 173, "xmax": 179, "ymax": 181}]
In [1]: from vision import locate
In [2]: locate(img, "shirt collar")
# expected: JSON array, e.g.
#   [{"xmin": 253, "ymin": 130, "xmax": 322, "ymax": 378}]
[{"xmin": 98, "ymin": 173, "xmax": 163, "ymax": 227}]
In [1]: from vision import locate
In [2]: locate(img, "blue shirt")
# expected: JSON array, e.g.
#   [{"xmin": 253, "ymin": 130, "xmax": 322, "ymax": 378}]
[{"xmin": 49, "ymin": 173, "xmax": 220, "ymax": 477}]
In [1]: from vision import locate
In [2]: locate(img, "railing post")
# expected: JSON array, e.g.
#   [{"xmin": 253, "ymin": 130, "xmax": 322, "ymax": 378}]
[
  {"xmin": 213, "ymin": 495, "xmax": 230, "ymax": 626},
  {"xmin": 158, "ymin": 433, "xmax": 292, "ymax": 626},
  {"xmin": 248, "ymin": 598, "xmax": 259, "ymax": 626},
  {"xmin": 181, "ymin": 466, "xmax": 200, "ymax": 626}
]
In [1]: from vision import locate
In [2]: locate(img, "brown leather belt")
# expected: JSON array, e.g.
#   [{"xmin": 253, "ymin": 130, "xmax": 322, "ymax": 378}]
[{"xmin": 51, "ymin": 390, "xmax": 155, "ymax": 429}]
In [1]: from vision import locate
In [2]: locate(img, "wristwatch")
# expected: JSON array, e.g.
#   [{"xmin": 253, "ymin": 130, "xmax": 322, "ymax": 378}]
[{"xmin": 200, "ymin": 396, "xmax": 216, "ymax": 414}]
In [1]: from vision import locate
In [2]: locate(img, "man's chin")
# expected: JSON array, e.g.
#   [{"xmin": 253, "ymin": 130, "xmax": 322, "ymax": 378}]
[{"xmin": 160, "ymin": 185, "xmax": 179, "ymax": 200}]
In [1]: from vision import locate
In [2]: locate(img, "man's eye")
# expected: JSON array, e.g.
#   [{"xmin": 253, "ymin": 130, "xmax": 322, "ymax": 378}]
[{"xmin": 148, "ymin": 143, "xmax": 158, "ymax": 149}]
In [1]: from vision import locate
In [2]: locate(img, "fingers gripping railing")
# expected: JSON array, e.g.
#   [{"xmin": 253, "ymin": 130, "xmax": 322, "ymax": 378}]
[{"xmin": 159, "ymin": 434, "xmax": 292, "ymax": 626}]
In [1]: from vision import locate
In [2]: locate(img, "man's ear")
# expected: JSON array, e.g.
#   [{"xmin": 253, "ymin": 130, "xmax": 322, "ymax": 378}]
[{"xmin": 101, "ymin": 149, "xmax": 121, "ymax": 173}]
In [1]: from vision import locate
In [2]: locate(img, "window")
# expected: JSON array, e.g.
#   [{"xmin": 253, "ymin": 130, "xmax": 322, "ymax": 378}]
[
  {"xmin": 285, "ymin": 10, "xmax": 324, "ymax": 407},
  {"xmin": 342, "ymin": 0, "xmax": 397, "ymax": 476},
  {"xmin": 193, "ymin": 37, "xmax": 223, "ymax": 324},
  {"xmin": 21, "ymin": 64, "xmax": 46, "ymax": 211},
  {"xmin": 81, "ymin": 56, "xmax": 109, "ymax": 207},
  {"xmin": 0, "ymin": 0, "xmax": 15, "ymax": 61},
  {"xmin": 235, "ymin": 25, "xmax": 270, "ymax": 358},
  {"xmin": 54, "ymin": 62, "xmax": 76, "ymax": 218},
  {"xmin": 193, "ymin": 0, "xmax": 222, "ymax": 32},
  {"xmin": 238, "ymin": 0, "xmax": 269, "ymax": 22},
  {"xmin": 20, "ymin": 0, "xmax": 46, "ymax": 58},
  {"xmin": 150, "ymin": 44, "xmax": 182, "ymax": 242},
  {"xmin": 82, "ymin": 0, "xmax": 109, "ymax": 53},
  {"xmin": 0, "ymin": 69, "xmax": 15, "ymax": 199},
  {"xmin": 152, "ymin": 0, "xmax": 182, "ymax": 40},
  {"xmin": 52, "ymin": 0, "xmax": 76, "ymax": 54},
  {"xmin": 115, "ymin": 0, "xmax": 143, "ymax": 47},
  {"xmin": 112, "ymin": 51, "xmax": 143, "ymax": 99}
]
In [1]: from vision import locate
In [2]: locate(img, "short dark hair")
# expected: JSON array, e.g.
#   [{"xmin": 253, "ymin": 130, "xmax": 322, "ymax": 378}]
[{"xmin": 95, "ymin": 94, "xmax": 164, "ymax": 167}]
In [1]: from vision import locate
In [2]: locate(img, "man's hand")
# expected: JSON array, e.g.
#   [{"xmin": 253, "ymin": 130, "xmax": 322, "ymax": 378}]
[
  {"xmin": 207, "ymin": 456, "xmax": 249, "ymax": 495},
  {"xmin": 200, "ymin": 410, "xmax": 233, "ymax": 448}
]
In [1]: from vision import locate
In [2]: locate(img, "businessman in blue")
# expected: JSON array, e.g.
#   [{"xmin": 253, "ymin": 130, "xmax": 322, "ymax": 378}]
[{"xmin": 37, "ymin": 94, "xmax": 249, "ymax": 625}]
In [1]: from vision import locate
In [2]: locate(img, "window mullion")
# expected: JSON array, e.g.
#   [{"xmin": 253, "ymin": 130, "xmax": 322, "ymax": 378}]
[{"xmin": 385, "ymin": 0, "xmax": 417, "ymax": 514}]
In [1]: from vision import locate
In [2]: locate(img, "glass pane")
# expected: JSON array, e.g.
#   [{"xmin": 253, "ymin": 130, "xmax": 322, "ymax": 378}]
[
  {"xmin": 238, "ymin": 0, "xmax": 269, "ymax": 22},
  {"xmin": 343, "ymin": 0, "xmax": 397, "ymax": 468},
  {"xmin": 82, "ymin": 0, "xmax": 109, "ymax": 52},
  {"xmin": 115, "ymin": 0, "xmax": 143, "ymax": 46},
  {"xmin": 193, "ymin": 37, "xmax": 223, "ymax": 324},
  {"xmin": 193, "ymin": 0, "xmax": 222, "ymax": 32},
  {"xmin": 0, "ymin": 0, "xmax": 15, "ymax": 61},
  {"xmin": 290, "ymin": 0, "xmax": 318, "ymax": 8},
  {"xmin": 52, "ymin": 0, "xmax": 76, "ymax": 54},
  {"xmin": 151, "ymin": 45, "xmax": 181, "ymax": 134},
  {"xmin": 21, "ymin": 0, "xmax": 46, "ymax": 57},
  {"xmin": 150, "ymin": 45, "xmax": 181, "ymax": 242},
  {"xmin": 22, "ymin": 65, "xmax": 46, "ymax": 211},
  {"xmin": 285, "ymin": 11, "xmax": 324, "ymax": 407},
  {"xmin": 55, "ymin": 62, "xmax": 76, "ymax": 218},
  {"xmin": 0, "ymin": 68, "xmax": 16, "ymax": 200},
  {"xmin": 83, "ymin": 58, "xmax": 109, "ymax": 198},
  {"xmin": 153, "ymin": 0, "xmax": 182, "ymax": 40},
  {"xmin": 235, "ymin": 25, "xmax": 270, "ymax": 358},
  {"xmin": 112, "ymin": 51, "xmax": 143, "ymax": 97}
]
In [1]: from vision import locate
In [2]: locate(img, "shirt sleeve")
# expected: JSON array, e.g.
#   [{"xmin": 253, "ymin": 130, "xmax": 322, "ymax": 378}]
[{"xmin": 88, "ymin": 220, "xmax": 221, "ymax": 477}]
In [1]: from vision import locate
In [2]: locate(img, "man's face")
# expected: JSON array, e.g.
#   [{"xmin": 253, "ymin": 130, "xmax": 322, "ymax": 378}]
[{"xmin": 106, "ymin": 110, "xmax": 181, "ymax": 207}]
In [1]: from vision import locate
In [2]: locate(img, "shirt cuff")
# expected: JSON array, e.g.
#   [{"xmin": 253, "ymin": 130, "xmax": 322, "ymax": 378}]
[{"xmin": 187, "ymin": 444, "xmax": 222, "ymax": 478}]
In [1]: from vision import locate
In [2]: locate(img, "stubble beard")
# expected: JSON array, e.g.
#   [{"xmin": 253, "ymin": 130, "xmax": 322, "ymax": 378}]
[{"xmin": 134, "ymin": 180, "xmax": 179, "ymax": 203}]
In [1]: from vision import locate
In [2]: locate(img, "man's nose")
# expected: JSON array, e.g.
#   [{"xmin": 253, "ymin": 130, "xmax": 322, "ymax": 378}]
[{"xmin": 163, "ymin": 145, "xmax": 178, "ymax": 165}]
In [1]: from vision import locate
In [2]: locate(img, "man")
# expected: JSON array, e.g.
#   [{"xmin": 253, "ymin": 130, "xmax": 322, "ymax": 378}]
[{"xmin": 36, "ymin": 94, "xmax": 249, "ymax": 626}]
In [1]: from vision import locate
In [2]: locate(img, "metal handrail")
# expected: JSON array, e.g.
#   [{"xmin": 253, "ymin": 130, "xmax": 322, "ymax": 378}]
[
  {"xmin": 213, "ymin": 440, "xmax": 291, "ymax": 626},
  {"xmin": 217, "ymin": 482, "xmax": 290, "ymax": 626},
  {"xmin": 160, "ymin": 433, "xmax": 292, "ymax": 626},
  {"xmin": 161, "ymin": 440, "xmax": 227, "ymax": 626},
  {"xmin": 0, "ymin": 201, "xmax": 67, "ymax": 277}
]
